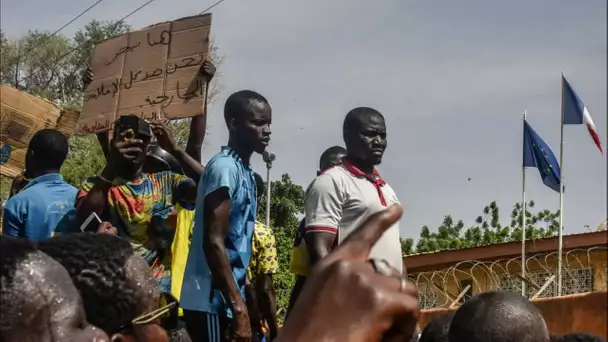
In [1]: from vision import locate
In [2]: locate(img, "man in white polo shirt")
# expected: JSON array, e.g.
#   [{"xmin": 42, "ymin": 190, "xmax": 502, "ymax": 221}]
[{"xmin": 304, "ymin": 107, "xmax": 403, "ymax": 273}]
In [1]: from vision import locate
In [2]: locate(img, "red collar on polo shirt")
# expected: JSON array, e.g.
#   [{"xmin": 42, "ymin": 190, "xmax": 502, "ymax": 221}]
[{"xmin": 342, "ymin": 158, "xmax": 387, "ymax": 206}]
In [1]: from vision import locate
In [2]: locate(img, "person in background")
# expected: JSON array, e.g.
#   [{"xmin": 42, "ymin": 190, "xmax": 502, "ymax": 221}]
[
  {"xmin": 286, "ymin": 145, "xmax": 346, "ymax": 316},
  {"xmin": 246, "ymin": 172, "xmax": 279, "ymax": 342},
  {"xmin": 181, "ymin": 90, "xmax": 272, "ymax": 342},
  {"xmin": 448, "ymin": 290, "xmax": 550, "ymax": 342},
  {"xmin": 2, "ymin": 129, "xmax": 77, "ymax": 241},
  {"xmin": 0, "ymin": 236, "xmax": 110, "ymax": 342},
  {"xmin": 304, "ymin": 107, "xmax": 403, "ymax": 277},
  {"xmin": 73, "ymin": 115, "xmax": 203, "ymax": 293},
  {"xmin": 39, "ymin": 233, "xmax": 183, "ymax": 342},
  {"xmin": 419, "ymin": 312, "xmax": 454, "ymax": 342}
]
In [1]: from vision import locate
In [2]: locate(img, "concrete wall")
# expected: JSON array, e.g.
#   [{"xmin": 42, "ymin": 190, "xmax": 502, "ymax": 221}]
[{"xmin": 419, "ymin": 291, "xmax": 608, "ymax": 339}]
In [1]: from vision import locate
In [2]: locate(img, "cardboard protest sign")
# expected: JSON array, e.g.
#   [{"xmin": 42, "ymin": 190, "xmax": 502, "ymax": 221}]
[
  {"xmin": 77, "ymin": 14, "xmax": 212, "ymax": 134},
  {"xmin": 0, "ymin": 85, "xmax": 81, "ymax": 178}
]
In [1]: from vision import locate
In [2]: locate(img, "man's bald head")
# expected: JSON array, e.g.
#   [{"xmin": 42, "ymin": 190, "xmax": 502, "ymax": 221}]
[{"xmin": 448, "ymin": 291, "xmax": 550, "ymax": 342}]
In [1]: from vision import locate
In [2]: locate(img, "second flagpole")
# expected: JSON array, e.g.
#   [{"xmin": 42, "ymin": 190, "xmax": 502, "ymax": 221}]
[
  {"xmin": 557, "ymin": 73, "xmax": 565, "ymax": 296},
  {"xmin": 521, "ymin": 110, "xmax": 527, "ymax": 297}
]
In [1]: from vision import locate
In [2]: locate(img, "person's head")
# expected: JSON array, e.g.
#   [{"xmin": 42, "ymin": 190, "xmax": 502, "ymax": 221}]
[
  {"xmin": 318, "ymin": 145, "xmax": 346, "ymax": 175},
  {"xmin": 342, "ymin": 107, "xmax": 387, "ymax": 167},
  {"xmin": 254, "ymin": 172, "xmax": 265, "ymax": 201},
  {"xmin": 0, "ymin": 236, "xmax": 109, "ymax": 342},
  {"xmin": 112, "ymin": 115, "xmax": 153, "ymax": 177},
  {"xmin": 144, "ymin": 143, "xmax": 182, "ymax": 174},
  {"xmin": 224, "ymin": 90, "xmax": 272, "ymax": 155},
  {"xmin": 38, "ymin": 233, "xmax": 169, "ymax": 342},
  {"xmin": 24, "ymin": 129, "xmax": 69, "ymax": 177},
  {"xmin": 419, "ymin": 312, "xmax": 454, "ymax": 342},
  {"xmin": 557, "ymin": 333, "xmax": 606, "ymax": 342},
  {"xmin": 448, "ymin": 290, "xmax": 550, "ymax": 342}
]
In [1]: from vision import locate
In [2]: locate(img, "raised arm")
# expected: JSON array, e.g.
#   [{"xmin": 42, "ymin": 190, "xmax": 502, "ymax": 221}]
[
  {"xmin": 150, "ymin": 122, "xmax": 203, "ymax": 183},
  {"xmin": 185, "ymin": 60, "xmax": 215, "ymax": 164},
  {"xmin": 75, "ymin": 131, "xmax": 141, "ymax": 227}
]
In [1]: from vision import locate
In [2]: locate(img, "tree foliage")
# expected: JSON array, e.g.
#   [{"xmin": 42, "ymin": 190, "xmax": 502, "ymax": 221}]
[
  {"xmin": 0, "ymin": 21, "xmax": 222, "ymax": 191},
  {"xmin": 257, "ymin": 174, "xmax": 305, "ymax": 316},
  {"xmin": 402, "ymin": 200, "xmax": 560, "ymax": 255}
]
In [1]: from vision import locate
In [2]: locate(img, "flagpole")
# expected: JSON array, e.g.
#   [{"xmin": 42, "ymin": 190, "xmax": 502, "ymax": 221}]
[
  {"xmin": 557, "ymin": 73, "xmax": 565, "ymax": 296},
  {"xmin": 521, "ymin": 110, "xmax": 527, "ymax": 297}
]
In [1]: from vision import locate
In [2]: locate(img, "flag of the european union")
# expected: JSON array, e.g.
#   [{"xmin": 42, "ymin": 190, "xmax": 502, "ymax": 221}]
[{"xmin": 523, "ymin": 120, "xmax": 562, "ymax": 192}]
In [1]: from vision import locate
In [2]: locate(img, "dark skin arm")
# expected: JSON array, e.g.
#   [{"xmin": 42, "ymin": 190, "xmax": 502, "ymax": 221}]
[
  {"xmin": 202, "ymin": 188, "xmax": 251, "ymax": 342},
  {"xmin": 75, "ymin": 133, "xmax": 144, "ymax": 227},
  {"xmin": 305, "ymin": 231, "xmax": 336, "ymax": 266},
  {"xmin": 150, "ymin": 122, "xmax": 203, "ymax": 183},
  {"xmin": 245, "ymin": 280, "xmax": 263, "ymax": 342},
  {"xmin": 74, "ymin": 173, "xmax": 113, "ymax": 227},
  {"xmin": 256, "ymin": 274, "xmax": 278, "ymax": 341},
  {"xmin": 185, "ymin": 61, "xmax": 214, "ymax": 163},
  {"xmin": 96, "ymin": 132, "xmax": 110, "ymax": 161}
]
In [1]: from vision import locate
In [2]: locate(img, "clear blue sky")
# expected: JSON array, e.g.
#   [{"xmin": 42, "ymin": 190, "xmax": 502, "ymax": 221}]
[{"xmin": 2, "ymin": 0, "xmax": 606, "ymax": 239}]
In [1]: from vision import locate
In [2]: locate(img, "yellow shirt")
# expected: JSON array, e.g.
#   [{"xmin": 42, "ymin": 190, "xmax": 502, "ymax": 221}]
[
  {"xmin": 289, "ymin": 219, "xmax": 309, "ymax": 276},
  {"xmin": 170, "ymin": 203, "xmax": 195, "ymax": 316},
  {"xmin": 247, "ymin": 222, "xmax": 279, "ymax": 283}
]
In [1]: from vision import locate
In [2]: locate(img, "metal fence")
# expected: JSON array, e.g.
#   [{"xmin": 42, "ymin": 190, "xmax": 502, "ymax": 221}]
[
  {"xmin": 408, "ymin": 247, "xmax": 607, "ymax": 309},
  {"xmin": 272, "ymin": 247, "xmax": 606, "ymax": 321}
]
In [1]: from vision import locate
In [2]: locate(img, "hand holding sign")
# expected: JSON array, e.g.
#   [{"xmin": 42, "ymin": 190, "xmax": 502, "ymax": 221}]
[
  {"xmin": 150, "ymin": 121, "xmax": 179, "ymax": 154},
  {"xmin": 77, "ymin": 14, "xmax": 212, "ymax": 134}
]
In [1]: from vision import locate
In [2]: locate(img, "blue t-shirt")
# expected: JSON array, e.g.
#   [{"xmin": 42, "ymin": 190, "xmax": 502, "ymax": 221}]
[
  {"xmin": 180, "ymin": 147, "xmax": 257, "ymax": 316},
  {"xmin": 2, "ymin": 173, "xmax": 77, "ymax": 241}
]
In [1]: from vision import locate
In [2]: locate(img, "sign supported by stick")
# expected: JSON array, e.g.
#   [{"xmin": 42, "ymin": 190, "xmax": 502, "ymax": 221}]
[
  {"xmin": 77, "ymin": 14, "xmax": 212, "ymax": 134},
  {"xmin": 0, "ymin": 85, "xmax": 80, "ymax": 178}
]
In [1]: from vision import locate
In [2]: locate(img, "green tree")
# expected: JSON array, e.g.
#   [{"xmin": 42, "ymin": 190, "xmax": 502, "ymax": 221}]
[
  {"xmin": 1, "ymin": 22, "xmax": 222, "ymax": 190},
  {"xmin": 60, "ymin": 21, "xmax": 131, "ymax": 186},
  {"xmin": 257, "ymin": 173, "xmax": 305, "ymax": 318},
  {"xmin": 403, "ymin": 200, "xmax": 560, "ymax": 255}
]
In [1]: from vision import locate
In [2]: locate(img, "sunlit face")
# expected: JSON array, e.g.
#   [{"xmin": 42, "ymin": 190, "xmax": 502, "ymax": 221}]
[
  {"xmin": 1, "ymin": 251, "xmax": 110, "ymax": 342},
  {"xmin": 345, "ymin": 115, "xmax": 387, "ymax": 166},
  {"xmin": 232, "ymin": 100, "xmax": 272, "ymax": 154}
]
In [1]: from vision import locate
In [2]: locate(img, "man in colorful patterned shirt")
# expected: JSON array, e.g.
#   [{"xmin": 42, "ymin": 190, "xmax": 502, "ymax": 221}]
[
  {"xmin": 74, "ymin": 115, "xmax": 203, "ymax": 292},
  {"xmin": 246, "ymin": 172, "xmax": 279, "ymax": 342},
  {"xmin": 181, "ymin": 90, "xmax": 272, "ymax": 342}
]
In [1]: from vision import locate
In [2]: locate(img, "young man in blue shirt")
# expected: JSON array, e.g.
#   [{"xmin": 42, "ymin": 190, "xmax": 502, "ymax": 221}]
[
  {"xmin": 2, "ymin": 129, "xmax": 77, "ymax": 241},
  {"xmin": 181, "ymin": 90, "xmax": 272, "ymax": 342}
]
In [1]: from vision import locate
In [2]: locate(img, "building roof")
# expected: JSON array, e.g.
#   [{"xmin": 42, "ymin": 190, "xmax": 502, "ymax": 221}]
[{"xmin": 403, "ymin": 231, "xmax": 607, "ymax": 273}]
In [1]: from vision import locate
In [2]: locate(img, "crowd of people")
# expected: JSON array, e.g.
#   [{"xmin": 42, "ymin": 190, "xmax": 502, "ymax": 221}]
[{"xmin": 1, "ymin": 59, "xmax": 605, "ymax": 342}]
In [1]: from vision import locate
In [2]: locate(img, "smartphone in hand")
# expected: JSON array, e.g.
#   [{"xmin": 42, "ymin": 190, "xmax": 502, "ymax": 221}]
[{"xmin": 80, "ymin": 212, "xmax": 102, "ymax": 232}]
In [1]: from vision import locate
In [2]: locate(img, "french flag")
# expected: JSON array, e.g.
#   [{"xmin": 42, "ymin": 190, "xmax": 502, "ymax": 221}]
[
  {"xmin": 562, "ymin": 75, "xmax": 604, "ymax": 155},
  {"xmin": 562, "ymin": 75, "xmax": 603, "ymax": 155}
]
